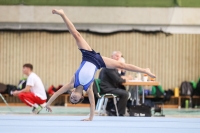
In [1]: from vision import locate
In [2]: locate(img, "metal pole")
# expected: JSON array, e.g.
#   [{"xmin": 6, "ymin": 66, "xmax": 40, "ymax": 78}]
[
  {"xmin": 130, "ymin": 86, "xmax": 134, "ymax": 105},
  {"xmin": 0, "ymin": 93, "xmax": 13, "ymax": 112},
  {"xmin": 136, "ymin": 86, "xmax": 139, "ymax": 105},
  {"xmin": 142, "ymin": 87, "xmax": 144, "ymax": 104}
]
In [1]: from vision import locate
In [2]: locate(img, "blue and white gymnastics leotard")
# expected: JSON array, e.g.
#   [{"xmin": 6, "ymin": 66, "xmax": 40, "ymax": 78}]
[{"xmin": 74, "ymin": 49, "xmax": 106, "ymax": 91}]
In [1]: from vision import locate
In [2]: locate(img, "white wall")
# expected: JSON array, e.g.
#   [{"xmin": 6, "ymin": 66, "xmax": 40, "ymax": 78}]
[{"xmin": 0, "ymin": 6, "xmax": 200, "ymax": 34}]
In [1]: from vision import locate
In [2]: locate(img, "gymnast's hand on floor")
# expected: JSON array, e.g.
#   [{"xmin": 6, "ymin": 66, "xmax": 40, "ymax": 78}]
[
  {"xmin": 45, "ymin": 105, "xmax": 52, "ymax": 112},
  {"xmin": 144, "ymin": 68, "xmax": 156, "ymax": 78},
  {"xmin": 52, "ymin": 9, "xmax": 64, "ymax": 16},
  {"xmin": 81, "ymin": 118, "xmax": 92, "ymax": 121}
]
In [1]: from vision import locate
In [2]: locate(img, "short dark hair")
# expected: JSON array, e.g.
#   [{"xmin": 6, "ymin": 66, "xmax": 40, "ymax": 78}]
[
  {"xmin": 23, "ymin": 63, "xmax": 33, "ymax": 70},
  {"xmin": 70, "ymin": 86, "xmax": 84, "ymax": 104},
  {"xmin": 70, "ymin": 95, "xmax": 84, "ymax": 104}
]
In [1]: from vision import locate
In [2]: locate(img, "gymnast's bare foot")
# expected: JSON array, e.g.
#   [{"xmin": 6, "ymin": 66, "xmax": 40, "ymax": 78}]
[
  {"xmin": 52, "ymin": 9, "xmax": 64, "ymax": 16},
  {"xmin": 144, "ymin": 68, "xmax": 156, "ymax": 78}
]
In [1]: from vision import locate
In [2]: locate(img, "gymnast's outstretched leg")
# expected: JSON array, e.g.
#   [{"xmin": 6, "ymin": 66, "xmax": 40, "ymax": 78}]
[
  {"xmin": 52, "ymin": 9, "xmax": 155, "ymax": 78},
  {"xmin": 52, "ymin": 9, "xmax": 92, "ymax": 51},
  {"xmin": 102, "ymin": 56, "xmax": 155, "ymax": 78}
]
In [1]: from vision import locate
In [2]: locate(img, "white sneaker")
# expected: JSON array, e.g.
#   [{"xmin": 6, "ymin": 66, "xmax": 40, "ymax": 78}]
[{"xmin": 32, "ymin": 106, "xmax": 43, "ymax": 114}]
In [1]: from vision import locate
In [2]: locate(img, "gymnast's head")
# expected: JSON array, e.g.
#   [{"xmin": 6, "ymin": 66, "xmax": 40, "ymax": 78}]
[{"xmin": 70, "ymin": 86, "xmax": 84, "ymax": 104}]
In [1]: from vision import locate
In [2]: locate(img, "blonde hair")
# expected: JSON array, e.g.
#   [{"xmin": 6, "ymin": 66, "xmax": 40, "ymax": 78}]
[{"xmin": 111, "ymin": 51, "xmax": 122, "ymax": 56}]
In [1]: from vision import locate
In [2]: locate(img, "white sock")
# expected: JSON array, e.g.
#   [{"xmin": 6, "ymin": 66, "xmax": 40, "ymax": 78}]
[
  {"xmin": 40, "ymin": 102, "xmax": 46, "ymax": 108},
  {"xmin": 33, "ymin": 103, "xmax": 39, "ymax": 108}
]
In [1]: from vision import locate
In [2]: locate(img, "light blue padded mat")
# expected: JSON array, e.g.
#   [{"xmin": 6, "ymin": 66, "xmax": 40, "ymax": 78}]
[{"xmin": 0, "ymin": 115, "xmax": 200, "ymax": 133}]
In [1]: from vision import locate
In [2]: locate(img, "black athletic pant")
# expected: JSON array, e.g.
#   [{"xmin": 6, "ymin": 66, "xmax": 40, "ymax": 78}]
[{"xmin": 104, "ymin": 88, "xmax": 129, "ymax": 115}]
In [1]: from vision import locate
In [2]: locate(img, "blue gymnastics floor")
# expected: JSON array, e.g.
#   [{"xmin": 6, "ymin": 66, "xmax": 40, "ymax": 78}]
[{"xmin": 0, "ymin": 115, "xmax": 200, "ymax": 133}]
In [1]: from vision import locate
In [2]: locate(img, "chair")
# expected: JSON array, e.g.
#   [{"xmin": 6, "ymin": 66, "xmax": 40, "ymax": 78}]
[{"xmin": 94, "ymin": 79, "xmax": 119, "ymax": 116}]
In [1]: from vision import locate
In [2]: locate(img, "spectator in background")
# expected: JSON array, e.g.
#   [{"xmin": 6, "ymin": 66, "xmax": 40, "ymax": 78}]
[
  {"xmin": 99, "ymin": 51, "xmax": 132, "ymax": 116},
  {"xmin": 118, "ymin": 56, "xmax": 126, "ymax": 76},
  {"xmin": 117, "ymin": 56, "xmax": 133, "ymax": 90},
  {"xmin": 12, "ymin": 64, "xmax": 47, "ymax": 114},
  {"xmin": 118, "ymin": 56, "xmax": 133, "ymax": 108}
]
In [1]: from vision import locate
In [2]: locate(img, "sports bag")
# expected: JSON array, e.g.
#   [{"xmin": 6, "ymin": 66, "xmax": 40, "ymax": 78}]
[
  {"xmin": 180, "ymin": 81, "xmax": 193, "ymax": 96},
  {"xmin": 0, "ymin": 83, "xmax": 7, "ymax": 93},
  {"xmin": 129, "ymin": 104, "xmax": 151, "ymax": 117},
  {"xmin": 192, "ymin": 78, "xmax": 200, "ymax": 96},
  {"xmin": 151, "ymin": 85, "xmax": 164, "ymax": 97},
  {"xmin": 17, "ymin": 78, "xmax": 27, "ymax": 90}
]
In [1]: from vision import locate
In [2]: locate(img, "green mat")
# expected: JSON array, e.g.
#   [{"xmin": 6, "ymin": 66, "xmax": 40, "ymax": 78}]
[
  {"xmin": 1, "ymin": 106, "xmax": 200, "ymax": 117},
  {"xmin": 0, "ymin": 106, "xmax": 90, "ymax": 115}
]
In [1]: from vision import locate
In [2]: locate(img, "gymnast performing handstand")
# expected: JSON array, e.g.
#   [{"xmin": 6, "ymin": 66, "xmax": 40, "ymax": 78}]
[{"xmin": 46, "ymin": 9, "xmax": 156, "ymax": 121}]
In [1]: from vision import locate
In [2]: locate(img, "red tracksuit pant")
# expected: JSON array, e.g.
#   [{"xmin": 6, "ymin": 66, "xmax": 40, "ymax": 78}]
[{"xmin": 18, "ymin": 92, "xmax": 46, "ymax": 107}]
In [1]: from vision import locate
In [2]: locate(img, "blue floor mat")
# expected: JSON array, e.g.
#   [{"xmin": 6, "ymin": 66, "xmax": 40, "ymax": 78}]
[{"xmin": 0, "ymin": 115, "xmax": 200, "ymax": 133}]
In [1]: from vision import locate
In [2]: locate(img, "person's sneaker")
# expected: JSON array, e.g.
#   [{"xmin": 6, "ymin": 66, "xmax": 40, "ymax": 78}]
[
  {"xmin": 33, "ymin": 106, "xmax": 43, "ymax": 114},
  {"xmin": 32, "ymin": 107, "xmax": 36, "ymax": 113},
  {"xmin": 119, "ymin": 114, "xmax": 124, "ymax": 116},
  {"xmin": 106, "ymin": 110, "xmax": 117, "ymax": 116}
]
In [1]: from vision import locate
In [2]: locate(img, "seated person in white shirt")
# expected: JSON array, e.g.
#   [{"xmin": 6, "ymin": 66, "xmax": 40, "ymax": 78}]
[{"xmin": 12, "ymin": 64, "xmax": 47, "ymax": 114}]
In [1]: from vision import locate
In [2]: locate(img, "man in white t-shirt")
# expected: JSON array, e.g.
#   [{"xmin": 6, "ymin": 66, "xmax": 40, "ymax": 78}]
[{"xmin": 13, "ymin": 63, "xmax": 47, "ymax": 114}]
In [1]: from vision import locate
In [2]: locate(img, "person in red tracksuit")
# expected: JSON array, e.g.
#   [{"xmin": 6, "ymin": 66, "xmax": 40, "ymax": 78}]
[{"xmin": 12, "ymin": 64, "xmax": 47, "ymax": 114}]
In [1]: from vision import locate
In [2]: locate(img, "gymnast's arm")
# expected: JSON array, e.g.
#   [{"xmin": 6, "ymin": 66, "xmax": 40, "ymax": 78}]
[
  {"xmin": 82, "ymin": 86, "xmax": 95, "ymax": 121},
  {"xmin": 46, "ymin": 78, "xmax": 74, "ymax": 112}
]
